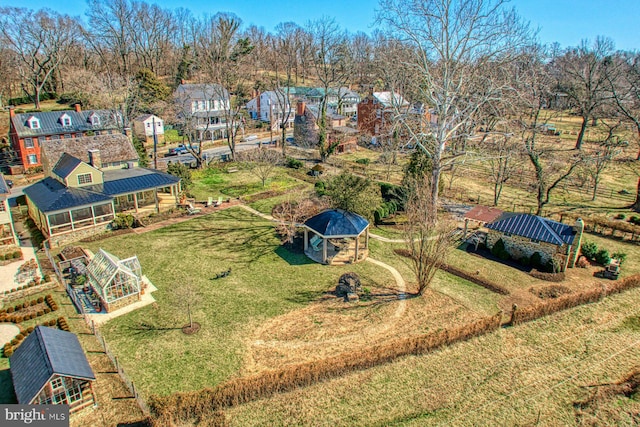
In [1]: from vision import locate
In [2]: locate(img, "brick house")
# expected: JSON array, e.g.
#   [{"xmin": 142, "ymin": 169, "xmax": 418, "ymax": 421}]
[
  {"xmin": 8, "ymin": 105, "xmax": 122, "ymax": 171},
  {"xmin": 485, "ymin": 213, "xmax": 584, "ymax": 271}
]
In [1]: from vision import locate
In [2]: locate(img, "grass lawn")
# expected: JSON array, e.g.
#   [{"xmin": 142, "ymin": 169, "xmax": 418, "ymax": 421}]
[
  {"xmin": 224, "ymin": 286, "xmax": 640, "ymax": 426},
  {"xmin": 84, "ymin": 207, "xmax": 405, "ymax": 398},
  {"xmin": 188, "ymin": 166, "xmax": 305, "ymax": 202}
]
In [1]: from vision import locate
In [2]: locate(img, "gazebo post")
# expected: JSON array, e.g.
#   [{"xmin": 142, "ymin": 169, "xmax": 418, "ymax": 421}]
[
  {"xmin": 355, "ymin": 234, "xmax": 359, "ymax": 261},
  {"xmin": 322, "ymin": 238, "xmax": 327, "ymax": 264},
  {"xmin": 365, "ymin": 227, "xmax": 369, "ymax": 249},
  {"xmin": 303, "ymin": 228, "xmax": 308, "ymax": 250}
]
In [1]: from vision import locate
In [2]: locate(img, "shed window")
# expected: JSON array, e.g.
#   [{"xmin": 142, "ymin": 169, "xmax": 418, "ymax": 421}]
[
  {"xmin": 27, "ymin": 155, "xmax": 37, "ymax": 164},
  {"xmin": 77, "ymin": 173, "xmax": 92, "ymax": 185},
  {"xmin": 67, "ymin": 381, "xmax": 82, "ymax": 403},
  {"xmin": 51, "ymin": 377, "xmax": 63, "ymax": 390},
  {"xmin": 48, "ymin": 212, "xmax": 71, "ymax": 227},
  {"xmin": 24, "ymin": 138, "xmax": 34, "ymax": 148}
]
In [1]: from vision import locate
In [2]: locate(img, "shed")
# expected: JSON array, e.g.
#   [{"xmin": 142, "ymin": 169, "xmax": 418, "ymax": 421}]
[
  {"xmin": 10, "ymin": 326, "xmax": 96, "ymax": 413},
  {"xmin": 86, "ymin": 249, "xmax": 142, "ymax": 312},
  {"xmin": 303, "ymin": 209, "xmax": 370, "ymax": 265}
]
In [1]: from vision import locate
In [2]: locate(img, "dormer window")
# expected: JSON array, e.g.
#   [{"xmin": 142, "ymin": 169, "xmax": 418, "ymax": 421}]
[
  {"xmin": 27, "ymin": 116, "xmax": 40, "ymax": 130},
  {"xmin": 60, "ymin": 113, "xmax": 72, "ymax": 127},
  {"xmin": 88, "ymin": 113, "xmax": 100, "ymax": 126}
]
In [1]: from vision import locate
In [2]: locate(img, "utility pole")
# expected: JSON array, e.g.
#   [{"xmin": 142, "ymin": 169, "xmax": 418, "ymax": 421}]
[{"xmin": 152, "ymin": 116, "xmax": 158, "ymax": 169}]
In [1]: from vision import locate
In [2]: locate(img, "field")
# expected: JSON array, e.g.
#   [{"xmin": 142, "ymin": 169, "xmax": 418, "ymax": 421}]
[{"xmin": 224, "ymin": 287, "xmax": 640, "ymax": 426}]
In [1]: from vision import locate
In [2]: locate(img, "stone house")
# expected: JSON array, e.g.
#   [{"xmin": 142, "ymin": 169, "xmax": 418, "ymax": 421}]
[{"xmin": 485, "ymin": 213, "xmax": 584, "ymax": 271}]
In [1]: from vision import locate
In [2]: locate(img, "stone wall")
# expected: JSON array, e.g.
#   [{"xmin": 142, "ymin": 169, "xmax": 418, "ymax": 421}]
[
  {"xmin": 48, "ymin": 224, "xmax": 111, "ymax": 248},
  {"xmin": 486, "ymin": 231, "xmax": 566, "ymax": 266},
  {"xmin": 0, "ymin": 281, "xmax": 58, "ymax": 307},
  {"xmin": 104, "ymin": 292, "xmax": 140, "ymax": 313}
]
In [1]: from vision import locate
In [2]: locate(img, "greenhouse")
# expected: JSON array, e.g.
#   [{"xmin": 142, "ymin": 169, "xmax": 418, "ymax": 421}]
[{"xmin": 86, "ymin": 249, "xmax": 142, "ymax": 312}]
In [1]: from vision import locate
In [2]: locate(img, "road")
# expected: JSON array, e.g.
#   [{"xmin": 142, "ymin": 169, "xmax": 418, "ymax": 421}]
[{"xmin": 157, "ymin": 135, "xmax": 289, "ymax": 166}]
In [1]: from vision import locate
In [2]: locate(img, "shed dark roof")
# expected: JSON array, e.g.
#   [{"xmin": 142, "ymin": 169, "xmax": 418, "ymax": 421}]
[
  {"xmin": 486, "ymin": 213, "xmax": 576, "ymax": 246},
  {"xmin": 304, "ymin": 209, "xmax": 369, "ymax": 237},
  {"xmin": 10, "ymin": 326, "xmax": 95, "ymax": 404},
  {"xmin": 52, "ymin": 153, "xmax": 84, "ymax": 179},
  {"xmin": 23, "ymin": 177, "xmax": 112, "ymax": 213},
  {"xmin": 10, "ymin": 109, "xmax": 120, "ymax": 138}
]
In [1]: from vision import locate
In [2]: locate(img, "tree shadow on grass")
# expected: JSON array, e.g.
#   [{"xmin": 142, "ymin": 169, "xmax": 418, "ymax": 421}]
[
  {"xmin": 125, "ymin": 322, "xmax": 182, "ymax": 337},
  {"xmin": 284, "ymin": 290, "xmax": 327, "ymax": 304},
  {"xmin": 0, "ymin": 369, "xmax": 16, "ymax": 404},
  {"xmin": 275, "ymin": 246, "xmax": 315, "ymax": 266}
]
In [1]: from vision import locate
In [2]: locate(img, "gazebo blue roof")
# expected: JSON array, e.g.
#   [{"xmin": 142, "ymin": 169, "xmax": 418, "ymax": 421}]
[{"xmin": 304, "ymin": 209, "xmax": 369, "ymax": 237}]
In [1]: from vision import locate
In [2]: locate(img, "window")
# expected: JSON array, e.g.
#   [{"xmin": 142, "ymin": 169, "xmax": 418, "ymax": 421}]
[
  {"xmin": 27, "ymin": 155, "xmax": 37, "ymax": 164},
  {"xmin": 67, "ymin": 381, "xmax": 82, "ymax": 403},
  {"xmin": 127, "ymin": 194, "xmax": 134, "ymax": 203},
  {"xmin": 38, "ymin": 136, "xmax": 46, "ymax": 144},
  {"xmin": 24, "ymin": 138, "xmax": 34, "ymax": 148},
  {"xmin": 146, "ymin": 122, "xmax": 151, "ymax": 128},
  {"xmin": 88, "ymin": 113, "xmax": 100, "ymax": 126},
  {"xmin": 51, "ymin": 135, "xmax": 60, "ymax": 140},
  {"xmin": 64, "ymin": 134, "xmax": 72, "ymax": 139},
  {"xmin": 51, "ymin": 377, "xmax": 63, "ymax": 390},
  {"xmin": 0, "ymin": 201, "xmax": 6, "ymax": 212},
  {"xmin": 94, "ymin": 131, "xmax": 101, "ymax": 136},
  {"xmin": 60, "ymin": 114, "xmax": 72, "ymax": 127},
  {"xmin": 27, "ymin": 117, "xmax": 40, "ymax": 129},
  {"xmin": 77, "ymin": 173, "xmax": 92, "ymax": 185}
]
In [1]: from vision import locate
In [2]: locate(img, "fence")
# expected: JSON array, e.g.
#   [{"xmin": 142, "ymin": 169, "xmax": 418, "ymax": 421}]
[
  {"xmin": 92, "ymin": 322, "xmax": 150, "ymax": 415},
  {"xmin": 42, "ymin": 239, "xmax": 150, "ymax": 416}
]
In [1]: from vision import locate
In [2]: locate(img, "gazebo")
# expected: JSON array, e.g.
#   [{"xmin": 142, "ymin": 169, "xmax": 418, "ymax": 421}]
[
  {"xmin": 86, "ymin": 249, "xmax": 142, "ymax": 312},
  {"xmin": 303, "ymin": 209, "xmax": 370, "ymax": 265}
]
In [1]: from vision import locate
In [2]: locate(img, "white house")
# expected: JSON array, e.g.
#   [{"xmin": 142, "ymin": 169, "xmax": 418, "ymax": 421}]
[
  {"xmin": 133, "ymin": 114, "xmax": 165, "ymax": 146},
  {"xmin": 174, "ymin": 83, "xmax": 230, "ymax": 141},
  {"xmin": 246, "ymin": 90, "xmax": 295, "ymax": 131}
]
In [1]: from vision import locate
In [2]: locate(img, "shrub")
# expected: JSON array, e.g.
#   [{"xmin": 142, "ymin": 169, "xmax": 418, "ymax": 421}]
[
  {"xmin": 498, "ymin": 250, "xmax": 510, "ymax": 261},
  {"xmin": 491, "ymin": 238, "xmax": 506, "ymax": 257},
  {"xmin": 3, "ymin": 345, "xmax": 13, "ymax": 357},
  {"xmin": 10, "ymin": 339, "xmax": 18, "ymax": 346},
  {"xmin": 15, "ymin": 333, "xmax": 24, "ymax": 340},
  {"xmin": 615, "ymin": 213, "xmax": 626, "ymax": 220},
  {"xmin": 314, "ymin": 181, "xmax": 326, "ymax": 196},
  {"xmin": 43, "ymin": 274, "xmax": 50, "ymax": 282},
  {"xmin": 13, "ymin": 251, "xmax": 21, "ymax": 259},
  {"xmin": 37, "ymin": 297, "xmax": 44, "ymax": 303},
  {"xmin": 7, "ymin": 307, "xmax": 14, "ymax": 314},
  {"xmin": 581, "ymin": 241, "xmax": 598, "ymax": 260},
  {"xmin": 576, "ymin": 256, "xmax": 591, "ymax": 268},
  {"xmin": 26, "ymin": 326, "xmax": 34, "ymax": 333},
  {"xmin": 285, "ymin": 157, "xmax": 304, "ymax": 169},
  {"xmin": 43, "ymin": 308, "xmax": 51, "ymax": 314},
  {"xmin": 612, "ymin": 252, "xmax": 627, "ymax": 264},
  {"xmin": 37, "ymin": 310, "xmax": 44, "ymax": 317},
  {"xmin": 519, "ymin": 255, "xmax": 531, "ymax": 267},
  {"xmin": 531, "ymin": 252, "xmax": 543, "ymax": 269},
  {"xmin": 22, "ymin": 302, "xmax": 28, "ymax": 309},
  {"xmin": 112, "ymin": 213, "xmax": 135, "ymax": 230},
  {"xmin": 595, "ymin": 249, "xmax": 611, "ymax": 266},
  {"xmin": 355, "ymin": 158, "xmax": 370, "ymax": 165}
]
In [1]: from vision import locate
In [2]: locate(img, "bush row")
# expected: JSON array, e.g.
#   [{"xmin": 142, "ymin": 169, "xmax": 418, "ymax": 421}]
[
  {"xmin": 511, "ymin": 274, "xmax": 640, "ymax": 325},
  {"xmin": 580, "ymin": 241, "xmax": 626, "ymax": 266},
  {"xmin": 149, "ymin": 313, "xmax": 503, "ymax": 423},
  {"xmin": 0, "ymin": 294, "xmax": 58, "ymax": 323},
  {"xmin": 0, "ymin": 251, "xmax": 22, "ymax": 261},
  {"xmin": 529, "ymin": 269, "xmax": 566, "ymax": 282},
  {"xmin": 2, "ymin": 319, "xmax": 59, "ymax": 357},
  {"xmin": 561, "ymin": 212, "xmax": 640, "ymax": 238},
  {"xmin": 3, "ymin": 275, "xmax": 51, "ymax": 295}
]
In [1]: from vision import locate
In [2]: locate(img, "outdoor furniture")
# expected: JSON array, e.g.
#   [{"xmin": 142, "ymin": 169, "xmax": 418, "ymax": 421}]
[
  {"xmin": 187, "ymin": 203, "xmax": 201, "ymax": 215},
  {"xmin": 310, "ymin": 235, "xmax": 323, "ymax": 252}
]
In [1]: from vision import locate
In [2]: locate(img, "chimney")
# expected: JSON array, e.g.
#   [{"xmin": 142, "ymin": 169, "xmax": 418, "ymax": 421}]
[
  {"xmin": 74, "ymin": 103, "xmax": 81, "ymax": 113},
  {"xmin": 123, "ymin": 127, "xmax": 132, "ymax": 139},
  {"xmin": 296, "ymin": 101, "xmax": 306, "ymax": 116},
  {"xmin": 9, "ymin": 106, "xmax": 15, "ymax": 118},
  {"xmin": 88, "ymin": 149, "xmax": 101, "ymax": 169}
]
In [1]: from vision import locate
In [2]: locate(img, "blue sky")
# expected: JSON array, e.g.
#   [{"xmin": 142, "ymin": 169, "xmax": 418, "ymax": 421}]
[{"xmin": 2, "ymin": 0, "xmax": 639, "ymax": 51}]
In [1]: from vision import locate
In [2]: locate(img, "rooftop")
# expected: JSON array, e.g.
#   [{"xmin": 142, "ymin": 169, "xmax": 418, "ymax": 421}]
[
  {"xmin": 486, "ymin": 213, "xmax": 576, "ymax": 246},
  {"xmin": 304, "ymin": 209, "xmax": 369, "ymax": 237}
]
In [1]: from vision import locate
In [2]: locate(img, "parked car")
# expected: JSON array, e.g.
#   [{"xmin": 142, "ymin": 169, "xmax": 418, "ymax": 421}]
[
  {"xmin": 167, "ymin": 144, "xmax": 191, "ymax": 156},
  {"xmin": 241, "ymin": 135, "xmax": 258, "ymax": 142}
]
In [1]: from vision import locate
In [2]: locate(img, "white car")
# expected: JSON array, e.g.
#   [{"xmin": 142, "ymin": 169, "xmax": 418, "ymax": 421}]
[{"xmin": 241, "ymin": 135, "xmax": 258, "ymax": 142}]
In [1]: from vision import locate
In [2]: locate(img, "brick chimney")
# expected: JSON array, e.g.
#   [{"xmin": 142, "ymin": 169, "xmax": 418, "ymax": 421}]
[
  {"xmin": 123, "ymin": 127, "xmax": 132, "ymax": 139},
  {"xmin": 88, "ymin": 149, "xmax": 101, "ymax": 169},
  {"xmin": 74, "ymin": 103, "xmax": 81, "ymax": 113},
  {"xmin": 9, "ymin": 106, "xmax": 15, "ymax": 118},
  {"xmin": 296, "ymin": 101, "xmax": 306, "ymax": 116}
]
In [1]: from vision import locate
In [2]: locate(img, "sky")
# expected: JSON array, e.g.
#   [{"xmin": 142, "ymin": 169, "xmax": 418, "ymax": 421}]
[{"xmin": 2, "ymin": 0, "xmax": 639, "ymax": 51}]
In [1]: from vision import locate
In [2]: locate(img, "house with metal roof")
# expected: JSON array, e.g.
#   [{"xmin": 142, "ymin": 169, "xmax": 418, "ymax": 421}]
[
  {"xmin": 175, "ymin": 83, "xmax": 230, "ymax": 141},
  {"xmin": 0, "ymin": 174, "xmax": 16, "ymax": 247},
  {"xmin": 23, "ymin": 137, "xmax": 181, "ymax": 247},
  {"xmin": 303, "ymin": 209, "xmax": 370, "ymax": 265},
  {"xmin": 10, "ymin": 326, "xmax": 96, "ymax": 413},
  {"xmin": 485, "ymin": 213, "xmax": 584, "ymax": 271},
  {"xmin": 8, "ymin": 104, "xmax": 123, "ymax": 170}
]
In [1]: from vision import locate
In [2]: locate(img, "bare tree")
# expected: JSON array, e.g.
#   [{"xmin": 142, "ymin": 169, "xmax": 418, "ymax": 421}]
[
  {"xmin": 307, "ymin": 18, "xmax": 350, "ymax": 161},
  {"xmin": 484, "ymin": 134, "xmax": 524, "ymax": 206},
  {"xmin": 196, "ymin": 13, "xmax": 254, "ymax": 161},
  {"xmin": 0, "ymin": 7, "xmax": 79, "ymax": 108},
  {"xmin": 377, "ymin": 0, "xmax": 531, "ymax": 220},
  {"xmin": 514, "ymin": 48, "xmax": 583, "ymax": 215},
  {"xmin": 403, "ymin": 176, "xmax": 459, "ymax": 296},
  {"xmin": 272, "ymin": 195, "xmax": 329, "ymax": 244},
  {"xmin": 582, "ymin": 121, "xmax": 625, "ymax": 201},
  {"xmin": 553, "ymin": 37, "xmax": 615, "ymax": 150},
  {"xmin": 236, "ymin": 147, "xmax": 282, "ymax": 187}
]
